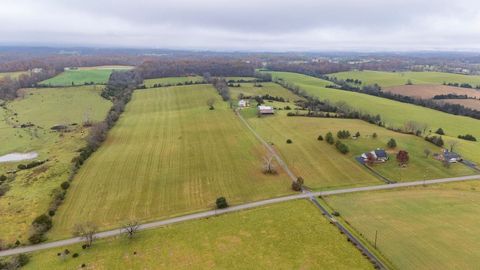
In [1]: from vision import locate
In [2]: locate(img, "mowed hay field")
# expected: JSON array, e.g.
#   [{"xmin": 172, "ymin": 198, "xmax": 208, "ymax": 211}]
[
  {"xmin": 244, "ymin": 112, "xmax": 474, "ymax": 187},
  {"xmin": 9, "ymin": 86, "xmax": 111, "ymax": 129},
  {"xmin": 49, "ymin": 84, "xmax": 292, "ymax": 239},
  {"xmin": 330, "ymin": 70, "xmax": 480, "ymax": 88},
  {"xmin": 26, "ymin": 200, "xmax": 372, "ymax": 270},
  {"xmin": 325, "ymin": 181, "xmax": 480, "ymax": 269},
  {"xmin": 230, "ymin": 82, "xmax": 303, "ymax": 102},
  {"xmin": 385, "ymin": 84, "xmax": 480, "ymax": 99},
  {"xmin": 0, "ymin": 86, "xmax": 110, "ymax": 243},
  {"xmin": 270, "ymin": 71, "xmax": 480, "ymax": 165},
  {"xmin": 40, "ymin": 66, "xmax": 132, "ymax": 86},
  {"xmin": 143, "ymin": 76, "xmax": 204, "ymax": 87}
]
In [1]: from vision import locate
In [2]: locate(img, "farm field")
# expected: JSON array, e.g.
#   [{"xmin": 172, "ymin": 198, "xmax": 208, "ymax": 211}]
[
  {"xmin": 143, "ymin": 76, "xmax": 204, "ymax": 87},
  {"xmin": 0, "ymin": 71, "xmax": 28, "ymax": 79},
  {"xmin": 39, "ymin": 66, "xmax": 132, "ymax": 86},
  {"xmin": 385, "ymin": 84, "xmax": 480, "ymax": 99},
  {"xmin": 325, "ymin": 180, "xmax": 480, "ymax": 270},
  {"xmin": 24, "ymin": 200, "xmax": 372, "ymax": 270},
  {"xmin": 8, "ymin": 86, "xmax": 111, "ymax": 129},
  {"xmin": 48, "ymin": 84, "xmax": 292, "ymax": 239},
  {"xmin": 230, "ymin": 82, "xmax": 303, "ymax": 102},
  {"xmin": 270, "ymin": 71, "xmax": 480, "ymax": 165},
  {"xmin": 0, "ymin": 86, "xmax": 110, "ymax": 244},
  {"xmin": 243, "ymin": 110, "xmax": 474, "ymax": 186},
  {"xmin": 226, "ymin": 76, "xmax": 257, "ymax": 81},
  {"xmin": 329, "ymin": 70, "xmax": 480, "ymax": 88}
]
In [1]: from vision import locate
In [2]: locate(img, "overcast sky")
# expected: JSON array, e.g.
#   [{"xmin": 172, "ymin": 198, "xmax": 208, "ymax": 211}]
[{"xmin": 2, "ymin": 0, "xmax": 480, "ymax": 51}]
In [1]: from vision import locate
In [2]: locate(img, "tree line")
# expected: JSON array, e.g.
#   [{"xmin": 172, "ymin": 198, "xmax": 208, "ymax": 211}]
[
  {"xmin": 0, "ymin": 69, "xmax": 59, "ymax": 100},
  {"xmin": 138, "ymin": 59, "xmax": 255, "ymax": 79}
]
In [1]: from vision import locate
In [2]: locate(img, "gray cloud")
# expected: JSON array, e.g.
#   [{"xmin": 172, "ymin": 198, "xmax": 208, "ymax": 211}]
[{"xmin": 1, "ymin": 0, "xmax": 480, "ymax": 51}]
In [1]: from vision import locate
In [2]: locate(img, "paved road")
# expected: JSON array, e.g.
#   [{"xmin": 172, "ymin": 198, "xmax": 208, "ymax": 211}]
[{"xmin": 1, "ymin": 174, "xmax": 479, "ymax": 257}]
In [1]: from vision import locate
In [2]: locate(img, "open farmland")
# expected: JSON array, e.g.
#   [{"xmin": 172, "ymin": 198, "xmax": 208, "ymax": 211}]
[
  {"xmin": 143, "ymin": 76, "xmax": 204, "ymax": 87},
  {"xmin": 48, "ymin": 84, "xmax": 292, "ymax": 239},
  {"xmin": 0, "ymin": 86, "xmax": 110, "ymax": 243},
  {"xmin": 25, "ymin": 200, "xmax": 372, "ymax": 270},
  {"xmin": 0, "ymin": 71, "xmax": 28, "ymax": 79},
  {"xmin": 243, "ymin": 110, "xmax": 474, "ymax": 186},
  {"xmin": 325, "ymin": 180, "xmax": 480, "ymax": 270},
  {"xmin": 39, "ymin": 66, "xmax": 132, "ymax": 86},
  {"xmin": 230, "ymin": 82, "xmax": 303, "ymax": 102},
  {"xmin": 329, "ymin": 70, "xmax": 480, "ymax": 88},
  {"xmin": 270, "ymin": 71, "xmax": 480, "ymax": 165},
  {"xmin": 384, "ymin": 84, "xmax": 480, "ymax": 99}
]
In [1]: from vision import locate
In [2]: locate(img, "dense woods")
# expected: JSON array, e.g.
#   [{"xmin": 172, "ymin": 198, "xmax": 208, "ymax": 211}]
[{"xmin": 138, "ymin": 59, "xmax": 255, "ymax": 79}]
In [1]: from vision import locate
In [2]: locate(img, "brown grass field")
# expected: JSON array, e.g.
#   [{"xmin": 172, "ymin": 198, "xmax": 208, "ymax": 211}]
[{"xmin": 385, "ymin": 84, "xmax": 480, "ymax": 99}]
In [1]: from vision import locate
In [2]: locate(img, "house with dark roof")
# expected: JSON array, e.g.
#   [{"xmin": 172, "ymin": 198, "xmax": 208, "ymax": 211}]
[{"xmin": 359, "ymin": 148, "xmax": 389, "ymax": 164}]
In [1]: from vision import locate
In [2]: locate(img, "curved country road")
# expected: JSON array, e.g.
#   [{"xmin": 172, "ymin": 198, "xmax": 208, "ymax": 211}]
[{"xmin": 1, "ymin": 174, "xmax": 478, "ymax": 257}]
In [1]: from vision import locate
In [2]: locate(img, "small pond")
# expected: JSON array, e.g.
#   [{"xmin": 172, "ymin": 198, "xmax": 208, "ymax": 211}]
[{"xmin": 0, "ymin": 152, "xmax": 38, "ymax": 163}]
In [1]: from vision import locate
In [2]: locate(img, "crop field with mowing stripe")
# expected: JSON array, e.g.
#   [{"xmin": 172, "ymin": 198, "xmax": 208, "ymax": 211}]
[
  {"xmin": 329, "ymin": 70, "xmax": 480, "ymax": 87},
  {"xmin": 270, "ymin": 71, "xmax": 480, "ymax": 165},
  {"xmin": 25, "ymin": 200, "xmax": 373, "ymax": 270},
  {"xmin": 143, "ymin": 76, "xmax": 205, "ymax": 87},
  {"xmin": 48, "ymin": 84, "xmax": 292, "ymax": 239},
  {"xmin": 230, "ymin": 82, "xmax": 303, "ymax": 102},
  {"xmin": 243, "ymin": 110, "xmax": 474, "ymax": 187},
  {"xmin": 325, "ymin": 180, "xmax": 480, "ymax": 270},
  {"xmin": 0, "ymin": 86, "xmax": 110, "ymax": 243},
  {"xmin": 40, "ymin": 66, "xmax": 132, "ymax": 86}
]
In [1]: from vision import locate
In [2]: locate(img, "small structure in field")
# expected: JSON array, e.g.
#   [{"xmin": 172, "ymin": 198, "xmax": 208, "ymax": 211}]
[
  {"xmin": 258, "ymin": 105, "xmax": 274, "ymax": 115},
  {"xmin": 238, "ymin": 99, "xmax": 249, "ymax": 108},
  {"xmin": 434, "ymin": 149, "xmax": 462, "ymax": 163},
  {"xmin": 359, "ymin": 148, "xmax": 389, "ymax": 164}
]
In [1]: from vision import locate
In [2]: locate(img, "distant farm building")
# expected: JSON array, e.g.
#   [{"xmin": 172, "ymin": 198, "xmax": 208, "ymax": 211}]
[
  {"xmin": 434, "ymin": 149, "xmax": 462, "ymax": 163},
  {"xmin": 359, "ymin": 148, "xmax": 389, "ymax": 164},
  {"xmin": 238, "ymin": 99, "xmax": 249, "ymax": 108},
  {"xmin": 258, "ymin": 105, "xmax": 274, "ymax": 114}
]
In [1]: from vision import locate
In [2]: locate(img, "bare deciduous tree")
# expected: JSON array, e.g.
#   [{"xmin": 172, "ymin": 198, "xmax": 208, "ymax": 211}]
[
  {"xmin": 206, "ymin": 98, "xmax": 215, "ymax": 110},
  {"xmin": 262, "ymin": 154, "xmax": 277, "ymax": 174},
  {"xmin": 424, "ymin": 148, "xmax": 431, "ymax": 158},
  {"xmin": 73, "ymin": 222, "xmax": 98, "ymax": 247},
  {"xmin": 122, "ymin": 221, "xmax": 140, "ymax": 239},
  {"xmin": 448, "ymin": 140, "xmax": 459, "ymax": 152}
]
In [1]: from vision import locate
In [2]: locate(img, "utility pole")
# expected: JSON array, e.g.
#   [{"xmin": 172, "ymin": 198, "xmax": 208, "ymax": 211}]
[{"xmin": 374, "ymin": 230, "xmax": 378, "ymax": 249}]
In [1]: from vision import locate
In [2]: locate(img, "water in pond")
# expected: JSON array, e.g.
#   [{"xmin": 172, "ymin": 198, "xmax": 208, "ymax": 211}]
[{"xmin": 0, "ymin": 152, "xmax": 38, "ymax": 163}]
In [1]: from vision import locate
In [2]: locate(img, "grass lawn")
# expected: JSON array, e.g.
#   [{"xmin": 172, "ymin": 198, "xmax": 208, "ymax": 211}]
[
  {"xmin": 40, "ymin": 66, "xmax": 132, "ymax": 86},
  {"xmin": 24, "ymin": 200, "xmax": 373, "ymax": 270},
  {"xmin": 143, "ymin": 76, "xmax": 204, "ymax": 87},
  {"xmin": 270, "ymin": 71, "xmax": 480, "ymax": 165},
  {"xmin": 48, "ymin": 84, "xmax": 292, "ymax": 239},
  {"xmin": 243, "ymin": 110, "xmax": 474, "ymax": 187},
  {"xmin": 329, "ymin": 70, "xmax": 480, "ymax": 88},
  {"xmin": 230, "ymin": 82, "xmax": 303, "ymax": 102},
  {"xmin": 0, "ymin": 86, "xmax": 110, "ymax": 244},
  {"xmin": 325, "ymin": 180, "xmax": 480, "ymax": 270}
]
